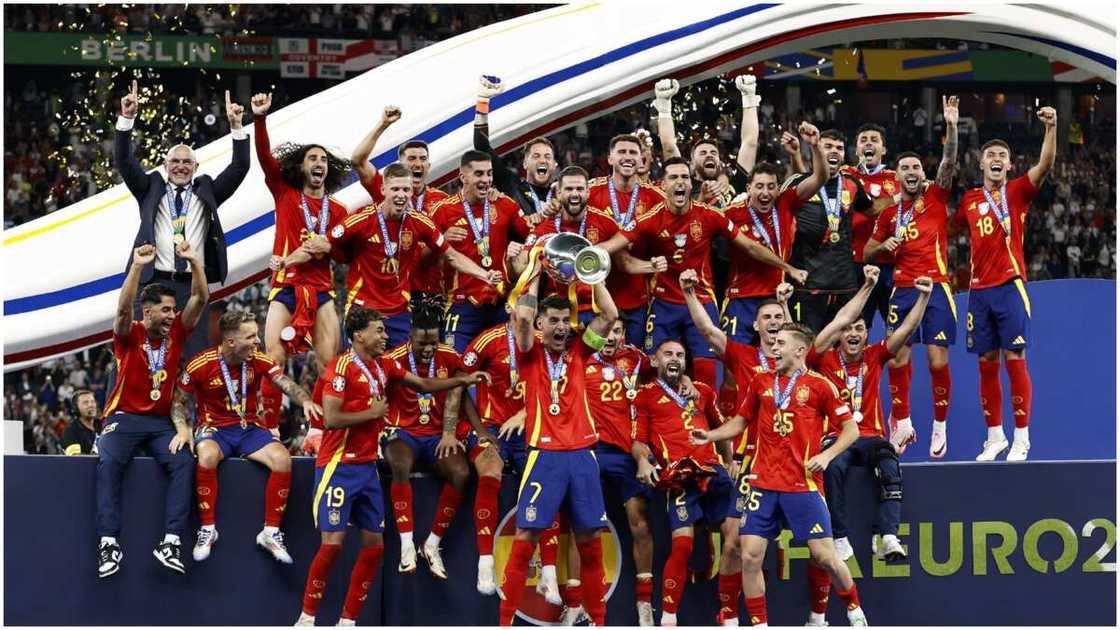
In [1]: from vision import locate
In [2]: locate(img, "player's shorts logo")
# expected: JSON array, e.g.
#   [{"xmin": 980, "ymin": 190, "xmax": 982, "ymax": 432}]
[
  {"xmin": 328, "ymin": 509, "xmax": 341, "ymax": 526},
  {"xmin": 102, "ymin": 422, "xmax": 118, "ymax": 435},
  {"xmin": 525, "ymin": 506, "xmax": 538, "ymax": 523},
  {"xmin": 677, "ymin": 506, "xmax": 689, "ymax": 521}
]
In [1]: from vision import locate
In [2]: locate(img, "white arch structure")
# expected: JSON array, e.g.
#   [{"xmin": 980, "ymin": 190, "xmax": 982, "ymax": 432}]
[{"xmin": 3, "ymin": 2, "xmax": 1115, "ymax": 370}]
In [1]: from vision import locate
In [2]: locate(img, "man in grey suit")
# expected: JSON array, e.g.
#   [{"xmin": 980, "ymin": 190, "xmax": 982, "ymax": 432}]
[{"xmin": 114, "ymin": 81, "xmax": 251, "ymax": 359}]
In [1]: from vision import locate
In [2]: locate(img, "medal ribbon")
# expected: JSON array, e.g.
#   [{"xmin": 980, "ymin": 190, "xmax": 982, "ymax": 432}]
[
  {"xmin": 593, "ymin": 351, "xmax": 642, "ymax": 395},
  {"xmin": 655, "ymin": 378, "xmax": 694, "ymax": 414},
  {"xmin": 859, "ymin": 162, "xmax": 885, "ymax": 176},
  {"xmin": 166, "ymin": 184, "xmax": 192, "ymax": 237},
  {"xmin": 376, "ymin": 210, "xmax": 407, "ymax": 264},
  {"xmin": 747, "ymin": 206, "xmax": 781, "ymax": 257},
  {"xmin": 981, "ymin": 183, "xmax": 1012, "ymax": 235},
  {"xmin": 554, "ymin": 211, "xmax": 588, "ymax": 238},
  {"xmin": 506, "ymin": 324, "xmax": 519, "ymax": 389},
  {"xmin": 413, "ymin": 190, "xmax": 426, "ymax": 214},
  {"xmin": 608, "ymin": 178, "xmax": 639, "ymax": 229},
  {"xmin": 462, "ymin": 197, "xmax": 492, "ymax": 256},
  {"xmin": 894, "ymin": 198, "xmax": 916, "ymax": 242},
  {"xmin": 300, "ymin": 193, "xmax": 329, "ymax": 236},
  {"xmin": 529, "ymin": 186, "xmax": 553, "ymax": 214},
  {"xmin": 836, "ymin": 352, "xmax": 864, "ymax": 413},
  {"xmin": 819, "ymin": 176, "xmax": 843, "ymax": 239},
  {"xmin": 757, "ymin": 347, "xmax": 771, "ymax": 372},
  {"xmin": 146, "ymin": 338, "xmax": 168, "ymax": 391},
  {"xmin": 773, "ymin": 368, "xmax": 804, "ymax": 410},
  {"xmin": 218, "ymin": 355, "xmax": 249, "ymax": 421},
  {"xmin": 407, "ymin": 347, "xmax": 436, "ymax": 414},
  {"xmin": 543, "ymin": 348, "xmax": 568, "ymax": 408},
  {"xmin": 350, "ymin": 351, "xmax": 386, "ymax": 399}
]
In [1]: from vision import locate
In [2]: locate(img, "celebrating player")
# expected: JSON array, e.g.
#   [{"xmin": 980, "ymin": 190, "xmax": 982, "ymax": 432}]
[
  {"xmin": 632, "ymin": 339, "xmax": 733, "ymax": 626},
  {"xmin": 956, "ymin": 105, "xmax": 1057, "ymax": 461},
  {"xmin": 176, "ymin": 310, "xmax": 320, "ymax": 564},
  {"xmin": 96, "ymin": 242, "xmax": 208, "ymax": 578},
  {"xmin": 692, "ymin": 323, "xmax": 868, "ymax": 627},
  {"xmin": 432, "ymin": 151, "xmax": 531, "ymax": 352},
  {"xmin": 865, "ymin": 95, "xmax": 961, "ymax": 457},
  {"xmin": 843, "ymin": 123, "xmax": 899, "ymax": 328},
  {"xmin": 496, "ymin": 260, "xmax": 620, "ymax": 627}
]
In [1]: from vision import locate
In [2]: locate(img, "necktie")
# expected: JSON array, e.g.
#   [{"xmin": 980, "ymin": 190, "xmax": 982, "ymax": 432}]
[{"xmin": 174, "ymin": 186, "xmax": 188, "ymax": 273}]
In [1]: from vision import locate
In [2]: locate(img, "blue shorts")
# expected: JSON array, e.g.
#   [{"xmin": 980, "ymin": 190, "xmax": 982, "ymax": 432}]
[
  {"xmin": 517, "ymin": 449, "xmax": 609, "ymax": 532},
  {"xmin": 578, "ymin": 309, "xmax": 596, "ymax": 328},
  {"xmin": 729, "ymin": 465, "xmax": 752, "ymax": 520},
  {"xmin": 644, "ymin": 298, "xmax": 718, "ymax": 358},
  {"xmin": 720, "ymin": 297, "xmax": 764, "ymax": 346},
  {"xmin": 196, "ymin": 425, "xmax": 277, "ymax": 459},
  {"xmin": 269, "ymin": 286, "xmax": 333, "ymax": 313},
  {"xmin": 445, "ymin": 302, "xmax": 508, "ymax": 354},
  {"xmin": 595, "ymin": 443, "xmax": 650, "ymax": 503},
  {"xmin": 666, "ymin": 467, "xmax": 734, "ymax": 530},
  {"xmin": 380, "ymin": 427, "xmax": 441, "ymax": 468},
  {"xmin": 887, "ymin": 283, "xmax": 958, "ymax": 346},
  {"xmin": 313, "ymin": 462, "xmax": 385, "ymax": 533},
  {"xmin": 467, "ymin": 428, "xmax": 529, "ymax": 475},
  {"xmin": 740, "ymin": 487, "xmax": 832, "ymax": 541},
  {"xmin": 619, "ymin": 306, "xmax": 648, "ymax": 352},
  {"xmin": 341, "ymin": 309, "xmax": 410, "ymax": 350},
  {"xmin": 966, "ymin": 279, "xmax": 1031, "ymax": 355}
]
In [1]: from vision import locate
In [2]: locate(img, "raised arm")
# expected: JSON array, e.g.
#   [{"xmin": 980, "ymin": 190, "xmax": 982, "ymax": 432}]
[
  {"xmin": 115, "ymin": 244, "xmax": 153, "ymax": 336},
  {"xmin": 211, "ymin": 90, "xmax": 251, "ymax": 204},
  {"xmin": 885, "ymin": 277, "xmax": 933, "ymax": 355},
  {"xmin": 794, "ymin": 122, "xmax": 829, "ymax": 201},
  {"xmin": 653, "ymin": 79, "xmax": 681, "ymax": 160},
  {"xmin": 735, "ymin": 75, "xmax": 761, "ymax": 173},
  {"xmin": 1028, "ymin": 106, "xmax": 1057, "ymax": 188},
  {"xmin": 934, "ymin": 95, "xmax": 960, "ymax": 190},
  {"xmin": 177, "ymin": 242, "xmax": 210, "ymax": 332},
  {"xmin": 250, "ymin": 93, "xmax": 284, "ymax": 193},
  {"xmin": 813, "ymin": 265, "xmax": 879, "ymax": 353},
  {"xmin": 113, "ymin": 80, "xmax": 151, "ymax": 198},
  {"xmin": 350, "ymin": 105, "xmax": 401, "ymax": 187},
  {"xmin": 680, "ymin": 268, "xmax": 727, "ymax": 356},
  {"xmin": 511, "ymin": 263, "xmax": 541, "ymax": 353},
  {"xmin": 781, "ymin": 131, "xmax": 808, "ymax": 175},
  {"xmin": 586, "ymin": 278, "xmax": 619, "ymax": 340}
]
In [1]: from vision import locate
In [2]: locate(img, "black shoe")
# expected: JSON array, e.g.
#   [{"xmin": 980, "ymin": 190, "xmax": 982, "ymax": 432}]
[
  {"xmin": 153, "ymin": 540, "xmax": 185, "ymax": 574},
  {"xmin": 98, "ymin": 541, "xmax": 123, "ymax": 578}
]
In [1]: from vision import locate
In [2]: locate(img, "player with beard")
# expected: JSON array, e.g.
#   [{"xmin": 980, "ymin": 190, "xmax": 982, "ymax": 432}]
[
  {"xmin": 954, "ymin": 106, "xmax": 1056, "ymax": 462},
  {"xmin": 433, "ymin": 151, "xmax": 532, "ymax": 352},
  {"xmin": 598, "ymin": 154, "xmax": 809, "ymax": 393},
  {"xmin": 350, "ymin": 106, "xmax": 451, "ymax": 305},
  {"xmin": 473, "ymin": 75, "xmax": 559, "ymax": 216},
  {"xmin": 787, "ymin": 128, "xmax": 875, "ymax": 334},
  {"xmin": 329, "ymin": 162, "xmax": 500, "ymax": 348},
  {"xmin": 653, "ymin": 75, "xmax": 761, "ymax": 208},
  {"xmin": 804, "ymin": 272, "xmax": 931, "ymax": 583},
  {"xmin": 635, "ymin": 129, "xmax": 656, "ymax": 185},
  {"xmin": 587, "ymin": 134, "xmax": 666, "ymax": 348},
  {"xmin": 497, "ymin": 263, "xmax": 619, "ymax": 627},
  {"xmin": 631, "ymin": 340, "xmax": 732, "ymax": 626},
  {"xmin": 865, "ymin": 96, "xmax": 961, "ymax": 458},
  {"xmin": 691, "ymin": 323, "xmax": 868, "ymax": 627},
  {"xmin": 381, "ymin": 304, "xmax": 491, "ymax": 578}
]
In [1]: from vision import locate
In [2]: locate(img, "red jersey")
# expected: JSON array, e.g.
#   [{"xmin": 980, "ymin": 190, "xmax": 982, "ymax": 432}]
[
  {"xmin": 360, "ymin": 174, "xmax": 451, "ymax": 296},
  {"xmin": 807, "ymin": 343, "xmax": 893, "ymax": 438},
  {"xmin": 633, "ymin": 381, "xmax": 723, "ymax": 468},
  {"xmin": 587, "ymin": 177, "xmax": 664, "ymax": 311},
  {"xmin": 720, "ymin": 340, "xmax": 776, "ymax": 458},
  {"xmin": 318, "ymin": 351, "xmax": 407, "ymax": 466},
  {"xmin": 526, "ymin": 207, "xmax": 620, "ymax": 309},
  {"xmin": 384, "ymin": 343, "xmax": 467, "ymax": 438},
  {"xmin": 330, "ymin": 208, "xmax": 449, "ymax": 315},
  {"xmin": 463, "ymin": 323, "xmax": 528, "ymax": 426},
  {"xmin": 622, "ymin": 200, "xmax": 737, "ymax": 304},
  {"xmin": 724, "ymin": 189, "xmax": 799, "ymax": 299},
  {"xmin": 517, "ymin": 334, "xmax": 600, "ymax": 451},
  {"xmin": 255, "ymin": 116, "xmax": 348, "ymax": 293},
  {"xmin": 737, "ymin": 369, "xmax": 853, "ymax": 493},
  {"xmin": 954, "ymin": 174, "xmax": 1039, "ymax": 289},
  {"xmin": 432, "ymin": 192, "xmax": 529, "ymax": 305},
  {"xmin": 179, "ymin": 349, "xmax": 282, "ymax": 429},
  {"xmin": 843, "ymin": 164, "xmax": 898, "ymax": 264},
  {"xmin": 582, "ymin": 345, "xmax": 647, "ymax": 452},
  {"xmin": 103, "ymin": 318, "xmax": 190, "ymax": 418},
  {"xmin": 871, "ymin": 183, "xmax": 951, "ymax": 287}
]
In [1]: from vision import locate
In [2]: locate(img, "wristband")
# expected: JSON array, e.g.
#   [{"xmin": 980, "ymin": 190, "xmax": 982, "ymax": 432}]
[
  {"xmin": 515, "ymin": 294, "xmax": 537, "ymax": 309},
  {"xmin": 476, "ymin": 98, "xmax": 490, "ymax": 114}
]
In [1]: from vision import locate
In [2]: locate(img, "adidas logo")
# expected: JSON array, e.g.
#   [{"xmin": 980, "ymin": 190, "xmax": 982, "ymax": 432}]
[
  {"xmin": 935, "ymin": 400, "xmax": 949, "ymax": 406},
  {"xmin": 1014, "ymin": 409, "xmax": 1027, "ymax": 416},
  {"xmin": 934, "ymin": 331, "xmax": 947, "ymax": 341},
  {"xmin": 1011, "ymin": 336, "xmax": 1026, "ymax": 344},
  {"xmin": 658, "ymin": 396, "xmax": 670, "ymax": 404},
  {"xmin": 810, "ymin": 523, "xmax": 823, "ymax": 534},
  {"xmin": 396, "ymin": 516, "xmax": 409, "ymax": 524},
  {"xmin": 479, "ymin": 527, "xmax": 491, "ymax": 536},
  {"xmin": 658, "ymin": 230, "xmax": 672, "ymax": 238}
]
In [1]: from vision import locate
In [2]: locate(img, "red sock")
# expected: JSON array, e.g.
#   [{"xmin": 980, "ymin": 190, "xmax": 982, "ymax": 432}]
[
  {"xmin": 661, "ymin": 536, "xmax": 692, "ymax": 614},
  {"xmin": 195, "ymin": 465, "xmax": 218, "ymax": 526},
  {"xmin": 577, "ymin": 537, "xmax": 606, "ymax": 626},
  {"xmin": 301, "ymin": 543, "xmax": 342, "ymax": 616},
  {"xmin": 499, "ymin": 539, "xmax": 535, "ymax": 626},
  {"xmin": 635, "ymin": 573, "xmax": 654, "ymax": 604},
  {"xmin": 259, "ymin": 377, "xmax": 283, "ymax": 429},
  {"xmin": 341, "ymin": 544, "xmax": 384, "ymax": 621},
  {"xmin": 475, "ymin": 476, "xmax": 501, "ymax": 555},
  {"xmin": 562, "ymin": 581, "xmax": 584, "ymax": 608},
  {"xmin": 807, "ymin": 562, "xmax": 832, "ymax": 614},
  {"xmin": 1005, "ymin": 358, "xmax": 1032, "ymax": 428},
  {"xmin": 745, "ymin": 595, "xmax": 768, "ymax": 626},
  {"xmin": 540, "ymin": 515, "xmax": 564, "ymax": 567},
  {"xmin": 835, "ymin": 583, "xmax": 861, "ymax": 611},
  {"xmin": 930, "ymin": 364, "xmax": 952, "ymax": 423},
  {"xmin": 979, "ymin": 360, "xmax": 1003, "ymax": 428},
  {"xmin": 264, "ymin": 470, "xmax": 291, "ymax": 527},
  {"xmin": 718, "ymin": 571, "xmax": 742, "ymax": 621},
  {"xmin": 693, "ymin": 357, "xmax": 718, "ymax": 392},
  {"xmin": 888, "ymin": 362, "xmax": 912, "ymax": 420},
  {"xmin": 430, "ymin": 483, "xmax": 464, "ymax": 538},
  {"xmin": 390, "ymin": 481, "xmax": 414, "ymax": 534}
]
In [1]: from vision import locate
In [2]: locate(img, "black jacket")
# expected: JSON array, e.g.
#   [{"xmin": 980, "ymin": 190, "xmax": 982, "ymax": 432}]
[{"xmin": 114, "ymin": 126, "xmax": 251, "ymax": 284}]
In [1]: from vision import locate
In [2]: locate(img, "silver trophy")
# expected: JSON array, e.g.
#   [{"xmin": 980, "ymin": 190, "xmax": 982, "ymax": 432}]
[{"xmin": 541, "ymin": 233, "xmax": 611, "ymax": 285}]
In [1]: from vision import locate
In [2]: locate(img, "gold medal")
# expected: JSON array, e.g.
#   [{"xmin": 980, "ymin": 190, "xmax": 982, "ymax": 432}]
[
  {"xmin": 240, "ymin": 418, "xmax": 248, "ymax": 430},
  {"xmin": 548, "ymin": 403, "xmax": 561, "ymax": 416},
  {"xmin": 172, "ymin": 233, "xmax": 185, "ymax": 246},
  {"xmin": 387, "ymin": 257, "xmax": 399, "ymax": 274},
  {"xmin": 829, "ymin": 232, "xmax": 840, "ymax": 243},
  {"xmin": 481, "ymin": 255, "xmax": 493, "ymax": 268},
  {"xmin": 419, "ymin": 413, "xmax": 431, "ymax": 425},
  {"xmin": 626, "ymin": 388, "xmax": 637, "ymax": 400},
  {"xmin": 479, "ymin": 236, "xmax": 490, "ymax": 257},
  {"xmin": 150, "ymin": 389, "xmax": 162, "ymax": 401}
]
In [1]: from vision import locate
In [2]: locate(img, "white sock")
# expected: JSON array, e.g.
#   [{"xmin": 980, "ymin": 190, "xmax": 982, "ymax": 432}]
[
  {"xmin": 263, "ymin": 525, "xmax": 278, "ymax": 535},
  {"xmin": 540, "ymin": 564, "xmax": 557, "ymax": 584},
  {"xmin": 808, "ymin": 611, "xmax": 826, "ymax": 625},
  {"xmin": 400, "ymin": 532, "xmax": 414, "ymax": 547},
  {"xmin": 100, "ymin": 536, "xmax": 117, "ymax": 546},
  {"xmin": 636, "ymin": 571, "xmax": 653, "ymax": 580},
  {"xmin": 565, "ymin": 577, "xmax": 580, "ymax": 588},
  {"xmin": 478, "ymin": 554, "xmax": 494, "ymax": 570},
  {"xmin": 662, "ymin": 612, "xmax": 678, "ymax": 624},
  {"xmin": 425, "ymin": 533, "xmax": 442, "ymax": 548},
  {"xmin": 987, "ymin": 426, "xmax": 1006, "ymax": 443},
  {"xmin": 896, "ymin": 416, "xmax": 913, "ymax": 430},
  {"xmin": 932, "ymin": 420, "xmax": 947, "ymax": 433},
  {"xmin": 883, "ymin": 533, "xmax": 898, "ymax": 543},
  {"xmin": 1013, "ymin": 426, "xmax": 1030, "ymax": 443},
  {"xmin": 163, "ymin": 533, "xmax": 180, "ymax": 545}
]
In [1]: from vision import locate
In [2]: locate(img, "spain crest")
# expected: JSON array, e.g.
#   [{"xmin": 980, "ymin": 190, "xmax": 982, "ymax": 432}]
[
  {"xmin": 400, "ymin": 229, "xmax": 414, "ymax": 250},
  {"xmin": 796, "ymin": 385, "xmax": 811, "ymax": 405},
  {"xmin": 588, "ymin": 227, "xmax": 600, "ymax": 243},
  {"xmin": 689, "ymin": 221, "xmax": 703, "ymax": 242}
]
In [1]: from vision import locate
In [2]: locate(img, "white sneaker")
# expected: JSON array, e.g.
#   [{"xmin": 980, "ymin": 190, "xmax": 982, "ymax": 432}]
[
  {"xmin": 193, "ymin": 527, "xmax": 219, "ymax": 562},
  {"xmin": 719, "ymin": 610, "xmax": 739, "ymax": 626},
  {"xmin": 97, "ymin": 540, "xmax": 123, "ymax": 578},
  {"xmin": 976, "ymin": 438, "xmax": 1009, "ymax": 461},
  {"xmin": 888, "ymin": 417, "xmax": 916, "ymax": 456},
  {"xmin": 1006, "ymin": 439, "xmax": 1030, "ymax": 462},
  {"xmin": 833, "ymin": 536, "xmax": 854, "ymax": 561},
  {"xmin": 477, "ymin": 558, "xmax": 496, "ymax": 595},
  {"xmin": 878, "ymin": 534, "xmax": 906, "ymax": 562},
  {"xmin": 847, "ymin": 606, "xmax": 868, "ymax": 626},
  {"xmin": 636, "ymin": 601, "xmax": 655, "ymax": 626},
  {"xmin": 536, "ymin": 569, "xmax": 561, "ymax": 606},
  {"xmin": 659, "ymin": 611, "xmax": 678, "ymax": 627},
  {"xmin": 560, "ymin": 605, "xmax": 589, "ymax": 626},
  {"xmin": 399, "ymin": 541, "xmax": 417, "ymax": 574},
  {"xmin": 805, "ymin": 611, "xmax": 829, "ymax": 626},
  {"xmin": 929, "ymin": 425, "xmax": 947, "ymax": 459},
  {"xmin": 256, "ymin": 529, "xmax": 293, "ymax": 564},
  {"xmin": 294, "ymin": 612, "xmax": 316, "ymax": 626},
  {"xmin": 421, "ymin": 541, "xmax": 448, "ymax": 579},
  {"xmin": 337, "ymin": 618, "xmax": 355, "ymax": 626}
]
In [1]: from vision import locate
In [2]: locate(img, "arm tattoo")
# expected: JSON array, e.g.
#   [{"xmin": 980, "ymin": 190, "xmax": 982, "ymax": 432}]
[
  {"xmin": 272, "ymin": 373, "xmax": 309, "ymax": 405},
  {"xmin": 170, "ymin": 388, "xmax": 191, "ymax": 431},
  {"xmin": 936, "ymin": 128, "xmax": 958, "ymax": 189}
]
